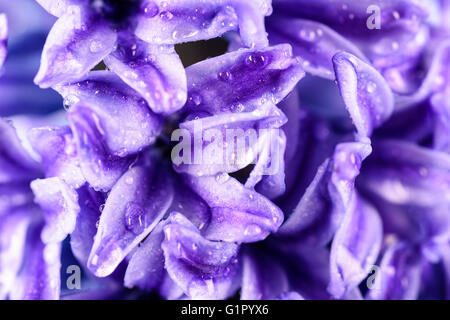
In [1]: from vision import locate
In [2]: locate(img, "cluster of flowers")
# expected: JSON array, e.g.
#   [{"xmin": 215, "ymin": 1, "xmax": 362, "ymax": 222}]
[{"xmin": 0, "ymin": 0, "xmax": 449, "ymax": 300}]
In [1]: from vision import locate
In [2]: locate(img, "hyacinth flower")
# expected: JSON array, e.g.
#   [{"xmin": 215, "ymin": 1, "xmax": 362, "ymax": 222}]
[{"xmin": 34, "ymin": 0, "xmax": 273, "ymax": 114}]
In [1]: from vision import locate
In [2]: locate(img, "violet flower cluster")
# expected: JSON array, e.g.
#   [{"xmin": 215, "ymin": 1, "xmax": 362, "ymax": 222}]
[{"xmin": 0, "ymin": 0, "xmax": 449, "ymax": 300}]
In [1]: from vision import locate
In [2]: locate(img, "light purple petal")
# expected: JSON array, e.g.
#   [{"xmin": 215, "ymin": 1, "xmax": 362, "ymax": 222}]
[
  {"xmin": 34, "ymin": 7, "xmax": 117, "ymax": 87},
  {"xmin": 328, "ymin": 194, "xmax": 383, "ymax": 298},
  {"xmin": 30, "ymin": 177, "xmax": 80, "ymax": 244},
  {"xmin": 162, "ymin": 213, "xmax": 240, "ymax": 300},
  {"xmin": 28, "ymin": 126, "xmax": 85, "ymax": 188},
  {"xmin": 268, "ymin": 17, "xmax": 367, "ymax": 79},
  {"xmin": 36, "ymin": 0, "xmax": 74, "ymax": 17},
  {"xmin": 333, "ymin": 52, "xmax": 394, "ymax": 138},
  {"xmin": 135, "ymin": 0, "xmax": 271, "ymax": 48},
  {"xmin": 104, "ymin": 34, "xmax": 186, "ymax": 115},
  {"xmin": 277, "ymin": 141, "xmax": 372, "ymax": 247},
  {"xmin": 10, "ymin": 223, "xmax": 61, "ymax": 300},
  {"xmin": 87, "ymin": 165, "xmax": 174, "ymax": 277},
  {"xmin": 0, "ymin": 13, "xmax": 7, "ymax": 68},
  {"xmin": 184, "ymin": 174, "xmax": 284, "ymax": 243}
]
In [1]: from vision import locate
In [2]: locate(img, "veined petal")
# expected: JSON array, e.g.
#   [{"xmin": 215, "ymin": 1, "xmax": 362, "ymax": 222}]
[
  {"xmin": 104, "ymin": 34, "xmax": 186, "ymax": 115},
  {"xmin": 87, "ymin": 165, "xmax": 174, "ymax": 277},
  {"xmin": 333, "ymin": 52, "xmax": 394, "ymax": 138},
  {"xmin": 184, "ymin": 174, "xmax": 284, "ymax": 243},
  {"xmin": 278, "ymin": 141, "xmax": 372, "ymax": 247},
  {"xmin": 10, "ymin": 223, "xmax": 61, "ymax": 300},
  {"xmin": 28, "ymin": 126, "xmax": 85, "ymax": 188},
  {"xmin": 328, "ymin": 194, "xmax": 383, "ymax": 298},
  {"xmin": 162, "ymin": 212, "xmax": 240, "ymax": 300},
  {"xmin": 431, "ymin": 92, "xmax": 450, "ymax": 153},
  {"xmin": 56, "ymin": 71, "xmax": 163, "ymax": 156},
  {"xmin": 135, "ymin": 0, "xmax": 271, "ymax": 48},
  {"xmin": 184, "ymin": 44, "xmax": 304, "ymax": 116},
  {"xmin": 70, "ymin": 185, "xmax": 104, "ymax": 266},
  {"xmin": 34, "ymin": 7, "xmax": 117, "ymax": 87},
  {"xmin": 268, "ymin": 17, "xmax": 367, "ymax": 79},
  {"xmin": 30, "ymin": 177, "xmax": 80, "ymax": 244}
]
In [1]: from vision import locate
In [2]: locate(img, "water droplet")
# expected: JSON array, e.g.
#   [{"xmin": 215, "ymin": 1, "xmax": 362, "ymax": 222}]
[
  {"xmin": 124, "ymin": 202, "xmax": 146, "ymax": 235},
  {"xmin": 188, "ymin": 92, "xmax": 202, "ymax": 106},
  {"xmin": 230, "ymin": 102, "xmax": 244, "ymax": 113},
  {"xmin": 142, "ymin": 1, "xmax": 159, "ymax": 17},
  {"xmin": 218, "ymin": 70, "xmax": 233, "ymax": 82},
  {"xmin": 245, "ymin": 52, "xmax": 269, "ymax": 69},
  {"xmin": 89, "ymin": 40, "xmax": 105, "ymax": 53},
  {"xmin": 244, "ymin": 224, "xmax": 261, "ymax": 236},
  {"xmin": 63, "ymin": 95, "xmax": 79, "ymax": 110},
  {"xmin": 160, "ymin": 11, "xmax": 173, "ymax": 20},
  {"xmin": 215, "ymin": 172, "xmax": 230, "ymax": 184}
]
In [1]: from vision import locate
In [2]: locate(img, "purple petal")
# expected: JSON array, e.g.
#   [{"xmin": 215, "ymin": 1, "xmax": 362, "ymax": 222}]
[
  {"xmin": 184, "ymin": 44, "xmax": 304, "ymax": 116},
  {"xmin": 366, "ymin": 243, "xmax": 422, "ymax": 300},
  {"xmin": 277, "ymin": 141, "xmax": 372, "ymax": 247},
  {"xmin": 0, "ymin": 118, "xmax": 41, "ymax": 184},
  {"xmin": 431, "ymin": 92, "xmax": 450, "ymax": 153},
  {"xmin": 28, "ymin": 126, "xmax": 85, "ymax": 188},
  {"xmin": 30, "ymin": 177, "xmax": 80, "ymax": 244},
  {"xmin": 56, "ymin": 71, "xmax": 163, "ymax": 156},
  {"xmin": 104, "ymin": 34, "xmax": 186, "ymax": 115},
  {"xmin": 184, "ymin": 174, "xmax": 284, "ymax": 243},
  {"xmin": 70, "ymin": 185, "xmax": 105, "ymax": 266},
  {"xmin": 162, "ymin": 213, "xmax": 240, "ymax": 299},
  {"xmin": 87, "ymin": 164, "xmax": 174, "ymax": 277},
  {"xmin": 10, "ymin": 223, "xmax": 61, "ymax": 300},
  {"xmin": 328, "ymin": 194, "xmax": 383, "ymax": 298},
  {"xmin": 0, "ymin": 13, "xmax": 7, "ymax": 68},
  {"xmin": 34, "ymin": 7, "xmax": 117, "ymax": 87},
  {"xmin": 135, "ymin": 0, "xmax": 271, "ymax": 48},
  {"xmin": 268, "ymin": 17, "xmax": 367, "ymax": 79},
  {"xmin": 124, "ymin": 220, "xmax": 167, "ymax": 291},
  {"xmin": 0, "ymin": 206, "xmax": 34, "ymax": 299},
  {"xmin": 333, "ymin": 52, "xmax": 394, "ymax": 138}
]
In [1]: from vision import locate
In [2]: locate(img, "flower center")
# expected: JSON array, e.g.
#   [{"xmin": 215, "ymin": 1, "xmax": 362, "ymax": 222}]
[{"xmin": 90, "ymin": 0, "xmax": 141, "ymax": 25}]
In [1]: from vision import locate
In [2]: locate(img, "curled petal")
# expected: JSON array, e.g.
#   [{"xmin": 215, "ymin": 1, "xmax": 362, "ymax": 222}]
[
  {"xmin": 333, "ymin": 52, "xmax": 394, "ymax": 138},
  {"xmin": 34, "ymin": 7, "xmax": 117, "ymax": 87},
  {"xmin": 366, "ymin": 243, "xmax": 422, "ymax": 300},
  {"xmin": 57, "ymin": 71, "xmax": 163, "ymax": 156},
  {"xmin": 0, "ymin": 118, "xmax": 41, "ymax": 184},
  {"xmin": 135, "ymin": 0, "xmax": 271, "ymax": 48},
  {"xmin": 162, "ymin": 213, "xmax": 240, "ymax": 300},
  {"xmin": 0, "ymin": 13, "xmax": 7, "ymax": 68},
  {"xmin": 10, "ymin": 223, "xmax": 61, "ymax": 300},
  {"xmin": 124, "ymin": 220, "xmax": 167, "ymax": 291},
  {"xmin": 30, "ymin": 177, "xmax": 80, "ymax": 244},
  {"xmin": 268, "ymin": 17, "xmax": 367, "ymax": 79},
  {"xmin": 70, "ymin": 185, "xmax": 104, "ymax": 266},
  {"xmin": 87, "ymin": 165, "xmax": 174, "ymax": 277},
  {"xmin": 28, "ymin": 126, "xmax": 85, "ymax": 188},
  {"xmin": 328, "ymin": 194, "xmax": 383, "ymax": 298},
  {"xmin": 68, "ymin": 106, "xmax": 135, "ymax": 192},
  {"xmin": 0, "ymin": 206, "xmax": 34, "ymax": 299},
  {"xmin": 185, "ymin": 174, "xmax": 284, "ymax": 243},
  {"xmin": 431, "ymin": 92, "xmax": 450, "ymax": 153},
  {"xmin": 278, "ymin": 141, "xmax": 372, "ymax": 247},
  {"xmin": 104, "ymin": 35, "xmax": 187, "ymax": 115}
]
